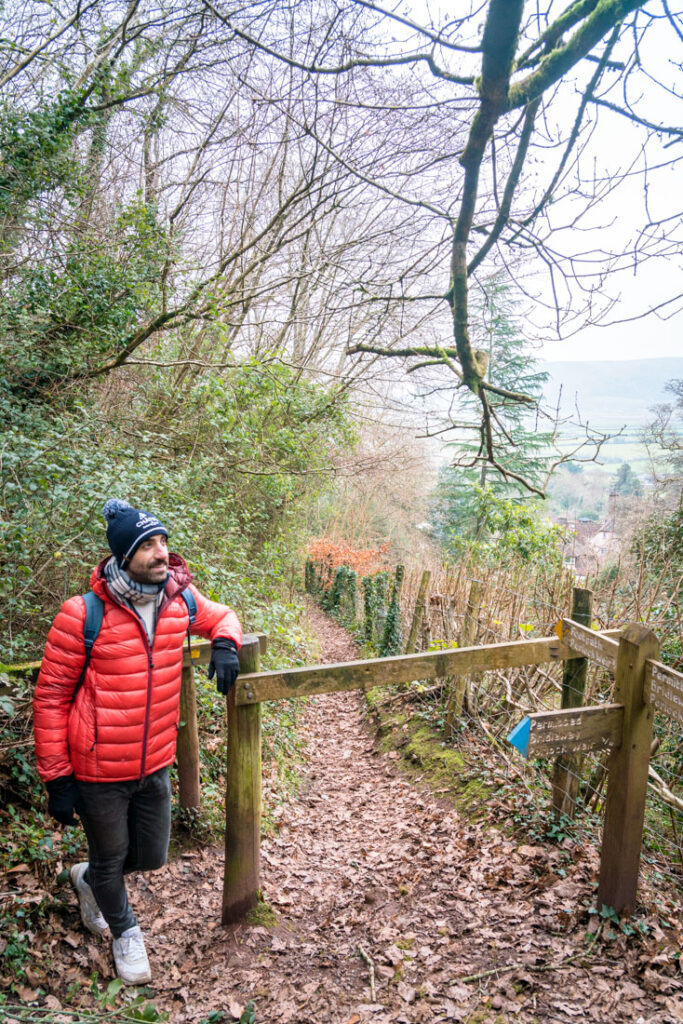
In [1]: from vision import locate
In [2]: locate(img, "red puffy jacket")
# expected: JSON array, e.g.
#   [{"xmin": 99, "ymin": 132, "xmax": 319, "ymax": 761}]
[{"xmin": 33, "ymin": 554, "xmax": 242, "ymax": 783}]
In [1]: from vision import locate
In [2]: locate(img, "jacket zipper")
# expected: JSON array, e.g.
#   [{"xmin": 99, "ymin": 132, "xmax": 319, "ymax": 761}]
[
  {"xmin": 115, "ymin": 605, "xmax": 156, "ymax": 783},
  {"xmin": 103, "ymin": 586, "xmax": 177, "ymax": 782},
  {"xmin": 140, "ymin": 626, "xmax": 154, "ymax": 782},
  {"xmin": 134, "ymin": 602, "xmax": 169, "ymax": 781}
]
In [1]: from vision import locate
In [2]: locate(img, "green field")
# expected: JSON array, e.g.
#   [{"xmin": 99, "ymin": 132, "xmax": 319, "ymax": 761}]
[{"xmin": 594, "ymin": 438, "xmax": 652, "ymax": 474}]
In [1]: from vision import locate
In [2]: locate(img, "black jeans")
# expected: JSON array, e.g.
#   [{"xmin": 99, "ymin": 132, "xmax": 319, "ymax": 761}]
[{"xmin": 75, "ymin": 767, "xmax": 171, "ymax": 938}]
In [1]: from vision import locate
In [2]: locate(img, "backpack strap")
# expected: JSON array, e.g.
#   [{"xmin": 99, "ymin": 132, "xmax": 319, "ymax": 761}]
[
  {"xmin": 180, "ymin": 586, "xmax": 197, "ymax": 625},
  {"xmin": 180, "ymin": 586, "xmax": 197, "ymax": 662},
  {"xmin": 72, "ymin": 592, "xmax": 105, "ymax": 703}
]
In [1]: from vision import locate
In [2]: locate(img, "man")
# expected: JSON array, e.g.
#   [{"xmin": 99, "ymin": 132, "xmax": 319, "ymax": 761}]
[{"xmin": 33, "ymin": 499, "xmax": 242, "ymax": 985}]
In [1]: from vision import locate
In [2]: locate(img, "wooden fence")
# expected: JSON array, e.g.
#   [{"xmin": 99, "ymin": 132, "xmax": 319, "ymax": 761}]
[
  {"xmin": 178, "ymin": 614, "xmax": 683, "ymax": 923},
  {"xmin": 9, "ymin": 607, "xmax": 681, "ymax": 924}
]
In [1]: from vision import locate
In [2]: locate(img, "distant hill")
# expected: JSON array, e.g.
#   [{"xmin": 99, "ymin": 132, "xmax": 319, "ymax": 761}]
[{"xmin": 540, "ymin": 357, "xmax": 682, "ymax": 433}]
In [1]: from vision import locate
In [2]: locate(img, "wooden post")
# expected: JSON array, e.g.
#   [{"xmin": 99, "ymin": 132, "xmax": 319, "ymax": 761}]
[
  {"xmin": 177, "ymin": 663, "xmax": 201, "ymax": 814},
  {"xmin": 444, "ymin": 580, "xmax": 482, "ymax": 738},
  {"xmin": 551, "ymin": 587, "xmax": 593, "ymax": 819},
  {"xmin": 405, "ymin": 570, "xmax": 431, "ymax": 654},
  {"xmin": 597, "ymin": 624, "xmax": 659, "ymax": 916},
  {"xmin": 222, "ymin": 635, "xmax": 262, "ymax": 925}
]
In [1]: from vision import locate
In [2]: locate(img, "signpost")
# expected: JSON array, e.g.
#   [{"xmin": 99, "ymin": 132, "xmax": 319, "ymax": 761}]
[
  {"xmin": 555, "ymin": 619, "xmax": 618, "ymax": 673},
  {"xmin": 509, "ymin": 622, "xmax": 670, "ymax": 916},
  {"xmin": 646, "ymin": 660, "xmax": 683, "ymax": 726},
  {"xmin": 507, "ymin": 704, "xmax": 623, "ymax": 759}
]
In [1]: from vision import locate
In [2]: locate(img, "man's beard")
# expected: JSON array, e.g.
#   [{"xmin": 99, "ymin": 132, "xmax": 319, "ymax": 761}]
[{"xmin": 130, "ymin": 561, "xmax": 168, "ymax": 584}]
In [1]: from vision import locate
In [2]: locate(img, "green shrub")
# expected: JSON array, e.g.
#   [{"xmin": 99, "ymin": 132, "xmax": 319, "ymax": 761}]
[{"xmin": 379, "ymin": 564, "xmax": 404, "ymax": 657}]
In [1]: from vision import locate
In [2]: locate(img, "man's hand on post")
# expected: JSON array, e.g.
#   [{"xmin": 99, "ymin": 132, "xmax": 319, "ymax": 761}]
[
  {"xmin": 46, "ymin": 774, "xmax": 79, "ymax": 826},
  {"xmin": 208, "ymin": 638, "xmax": 241, "ymax": 695}
]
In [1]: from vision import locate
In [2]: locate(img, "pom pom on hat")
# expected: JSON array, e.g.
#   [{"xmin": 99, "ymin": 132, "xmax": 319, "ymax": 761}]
[
  {"xmin": 103, "ymin": 498, "xmax": 169, "ymax": 565},
  {"xmin": 103, "ymin": 498, "xmax": 133, "ymax": 521}
]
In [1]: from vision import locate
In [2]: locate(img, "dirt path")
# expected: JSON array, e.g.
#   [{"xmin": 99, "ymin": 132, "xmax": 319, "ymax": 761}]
[{"xmin": 107, "ymin": 608, "xmax": 682, "ymax": 1021}]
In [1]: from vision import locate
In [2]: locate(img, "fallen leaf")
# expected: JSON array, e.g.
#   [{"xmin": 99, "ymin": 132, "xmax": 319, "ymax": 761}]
[
  {"xmin": 227, "ymin": 998, "xmax": 244, "ymax": 1019},
  {"xmin": 446, "ymin": 984, "xmax": 471, "ymax": 1001},
  {"xmin": 397, "ymin": 981, "xmax": 416, "ymax": 1003},
  {"xmin": 15, "ymin": 986, "xmax": 39, "ymax": 1001},
  {"xmin": 665, "ymin": 995, "xmax": 683, "ymax": 1021}
]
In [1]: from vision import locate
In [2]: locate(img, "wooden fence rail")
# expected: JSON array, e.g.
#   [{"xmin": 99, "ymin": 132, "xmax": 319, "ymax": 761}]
[{"xmin": 232, "ymin": 634, "xmax": 584, "ymax": 704}]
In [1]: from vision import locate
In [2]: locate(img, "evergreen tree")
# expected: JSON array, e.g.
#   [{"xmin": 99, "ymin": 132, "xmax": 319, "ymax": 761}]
[
  {"xmin": 430, "ymin": 278, "xmax": 552, "ymax": 549},
  {"xmin": 614, "ymin": 463, "xmax": 642, "ymax": 497}
]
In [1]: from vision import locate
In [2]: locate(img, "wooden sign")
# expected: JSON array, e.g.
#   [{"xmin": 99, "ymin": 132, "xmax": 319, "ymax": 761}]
[
  {"xmin": 507, "ymin": 703, "xmax": 623, "ymax": 759},
  {"xmin": 646, "ymin": 659, "xmax": 683, "ymax": 726},
  {"xmin": 555, "ymin": 619, "xmax": 618, "ymax": 673}
]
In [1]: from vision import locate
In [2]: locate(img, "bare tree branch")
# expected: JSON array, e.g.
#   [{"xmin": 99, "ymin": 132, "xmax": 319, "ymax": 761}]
[{"xmin": 203, "ymin": 0, "xmax": 475, "ymax": 84}]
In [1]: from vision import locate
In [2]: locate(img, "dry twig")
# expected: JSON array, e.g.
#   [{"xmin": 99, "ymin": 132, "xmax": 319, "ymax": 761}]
[{"xmin": 358, "ymin": 945, "xmax": 376, "ymax": 1001}]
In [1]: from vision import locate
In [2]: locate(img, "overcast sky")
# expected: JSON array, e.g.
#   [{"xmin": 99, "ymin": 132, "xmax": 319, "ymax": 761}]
[
  {"xmin": 539, "ymin": 256, "xmax": 682, "ymax": 363},
  {"xmin": 534, "ymin": 9, "xmax": 682, "ymax": 363}
]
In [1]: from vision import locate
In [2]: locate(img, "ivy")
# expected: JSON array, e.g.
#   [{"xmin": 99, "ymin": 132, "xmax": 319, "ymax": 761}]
[
  {"xmin": 0, "ymin": 197, "xmax": 169, "ymax": 402},
  {"xmin": 306, "ymin": 556, "xmax": 409, "ymax": 647},
  {"xmin": 374, "ymin": 571, "xmax": 391, "ymax": 644},
  {"xmin": 379, "ymin": 564, "xmax": 404, "ymax": 657},
  {"xmin": 0, "ymin": 359, "xmax": 352, "ymax": 662},
  {"xmin": 321, "ymin": 565, "xmax": 357, "ymax": 627},
  {"xmin": 363, "ymin": 575, "xmax": 375, "ymax": 643},
  {"xmin": 0, "ymin": 88, "xmax": 95, "ymax": 216}
]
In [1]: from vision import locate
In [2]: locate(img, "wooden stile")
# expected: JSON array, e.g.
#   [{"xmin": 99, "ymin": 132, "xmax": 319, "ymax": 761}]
[
  {"xmin": 223, "ymin": 635, "xmax": 262, "ymax": 924},
  {"xmin": 182, "ymin": 632, "xmax": 267, "ymax": 669},
  {"xmin": 177, "ymin": 632, "xmax": 267, "ymax": 820},
  {"xmin": 23, "ymin": 594, "xmax": 681, "ymax": 926},
  {"xmin": 598, "ymin": 624, "xmax": 659, "ymax": 916}
]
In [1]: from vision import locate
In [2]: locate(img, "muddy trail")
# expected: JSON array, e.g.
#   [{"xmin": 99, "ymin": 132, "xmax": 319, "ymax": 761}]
[{"xmin": 21, "ymin": 606, "xmax": 683, "ymax": 1023}]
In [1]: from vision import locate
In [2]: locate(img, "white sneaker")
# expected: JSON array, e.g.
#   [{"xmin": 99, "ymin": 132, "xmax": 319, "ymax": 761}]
[
  {"xmin": 112, "ymin": 925, "xmax": 152, "ymax": 985},
  {"xmin": 70, "ymin": 862, "xmax": 108, "ymax": 937}
]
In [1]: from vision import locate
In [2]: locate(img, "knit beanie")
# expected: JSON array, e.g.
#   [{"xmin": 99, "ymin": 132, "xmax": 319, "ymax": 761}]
[{"xmin": 103, "ymin": 499, "xmax": 169, "ymax": 566}]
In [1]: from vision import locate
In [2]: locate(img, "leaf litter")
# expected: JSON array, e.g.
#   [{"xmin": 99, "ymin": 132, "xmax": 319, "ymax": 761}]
[{"xmin": 7, "ymin": 605, "xmax": 683, "ymax": 1023}]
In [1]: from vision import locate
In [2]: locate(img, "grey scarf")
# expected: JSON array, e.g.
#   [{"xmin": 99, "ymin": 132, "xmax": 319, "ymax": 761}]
[
  {"xmin": 104, "ymin": 556, "xmax": 166, "ymax": 605},
  {"xmin": 104, "ymin": 556, "xmax": 167, "ymax": 644}
]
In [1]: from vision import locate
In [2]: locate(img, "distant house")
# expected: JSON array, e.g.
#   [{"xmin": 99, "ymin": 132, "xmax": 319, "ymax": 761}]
[
  {"xmin": 557, "ymin": 515, "xmax": 616, "ymax": 576},
  {"xmin": 589, "ymin": 529, "xmax": 616, "ymax": 560}
]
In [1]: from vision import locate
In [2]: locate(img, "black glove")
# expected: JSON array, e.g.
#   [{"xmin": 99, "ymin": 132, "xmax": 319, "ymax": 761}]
[
  {"xmin": 208, "ymin": 638, "xmax": 241, "ymax": 695},
  {"xmin": 46, "ymin": 774, "xmax": 79, "ymax": 826}
]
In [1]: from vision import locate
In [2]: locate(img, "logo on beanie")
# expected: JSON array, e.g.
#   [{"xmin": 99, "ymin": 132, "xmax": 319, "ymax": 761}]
[{"xmin": 136, "ymin": 514, "xmax": 160, "ymax": 528}]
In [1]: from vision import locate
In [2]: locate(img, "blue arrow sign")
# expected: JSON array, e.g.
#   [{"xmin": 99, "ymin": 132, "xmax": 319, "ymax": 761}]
[
  {"xmin": 507, "ymin": 716, "xmax": 531, "ymax": 758},
  {"xmin": 507, "ymin": 705, "xmax": 623, "ymax": 759}
]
